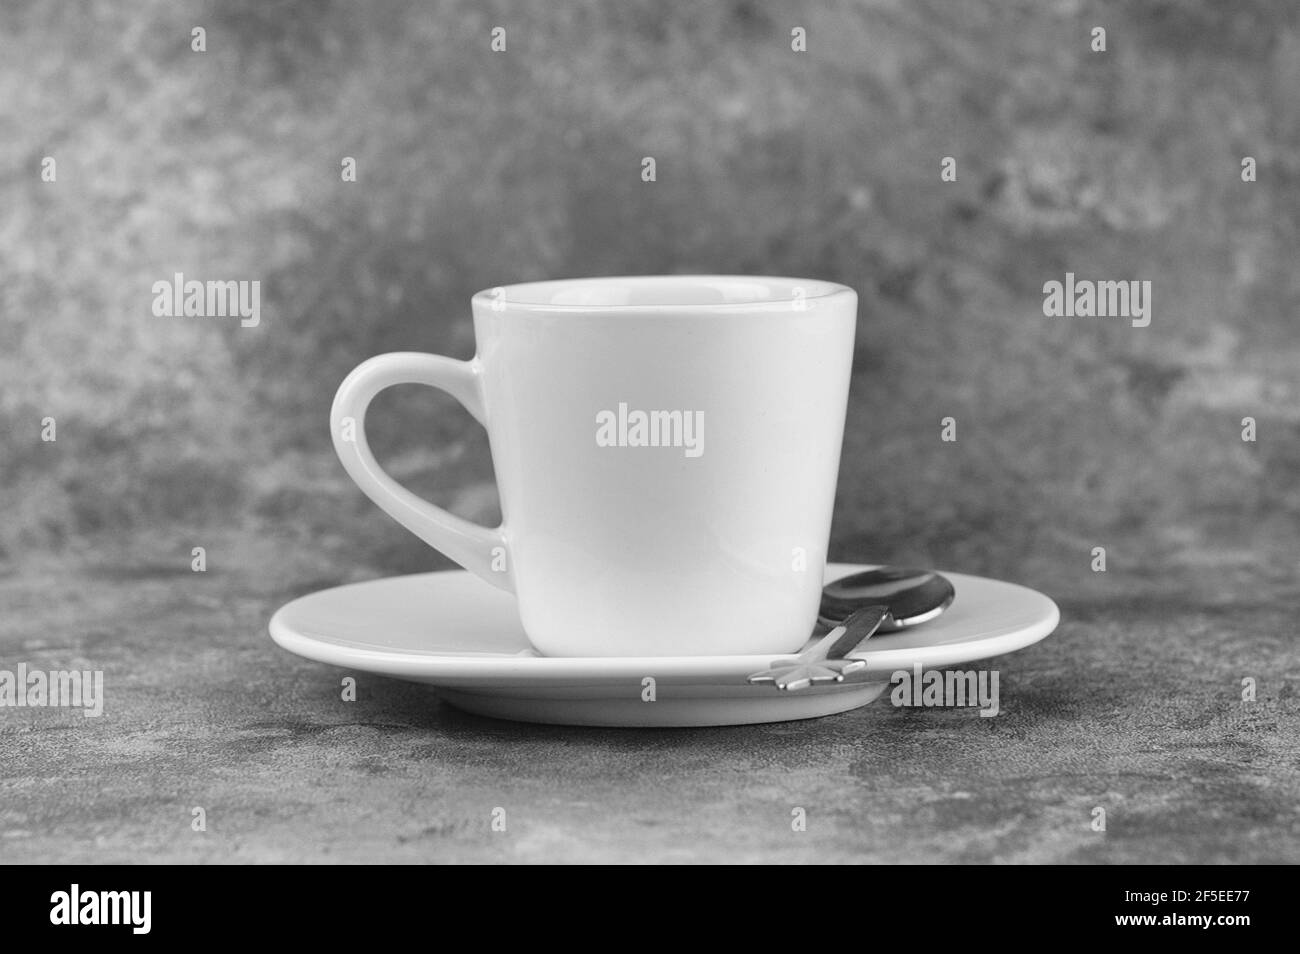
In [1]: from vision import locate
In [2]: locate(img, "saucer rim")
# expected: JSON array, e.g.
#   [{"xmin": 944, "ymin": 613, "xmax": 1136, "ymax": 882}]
[{"xmin": 269, "ymin": 563, "xmax": 1060, "ymax": 681}]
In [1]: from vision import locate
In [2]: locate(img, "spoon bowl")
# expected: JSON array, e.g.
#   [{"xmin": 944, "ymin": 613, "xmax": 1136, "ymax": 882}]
[{"xmin": 818, "ymin": 566, "xmax": 955, "ymax": 631}]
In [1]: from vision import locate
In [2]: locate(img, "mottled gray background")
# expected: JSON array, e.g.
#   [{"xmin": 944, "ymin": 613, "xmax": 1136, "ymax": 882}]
[{"xmin": 2, "ymin": 0, "xmax": 1298, "ymax": 864}]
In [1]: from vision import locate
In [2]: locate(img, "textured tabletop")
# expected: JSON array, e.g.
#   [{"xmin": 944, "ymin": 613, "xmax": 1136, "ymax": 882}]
[{"xmin": 3, "ymin": 541, "xmax": 1296, "ymax": 864}]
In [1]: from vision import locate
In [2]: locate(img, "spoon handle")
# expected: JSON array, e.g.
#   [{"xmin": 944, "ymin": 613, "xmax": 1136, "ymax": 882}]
[
  {"xmin": 746, "ymin": 605, "xmax": 893, "ymax": 691},
  {"xmin": 820, "ymin": 605, "xmax": 892, "ymax": 660}
]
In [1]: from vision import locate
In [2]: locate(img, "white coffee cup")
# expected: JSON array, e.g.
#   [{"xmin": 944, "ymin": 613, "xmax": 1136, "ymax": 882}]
[{"xmin": 331, "ymin": 275, "xmax": 857, "ymax": 657}]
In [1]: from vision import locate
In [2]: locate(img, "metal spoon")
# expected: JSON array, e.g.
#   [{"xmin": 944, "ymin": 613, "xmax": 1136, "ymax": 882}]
[{"xmin": 747, "ymin": 567, "xmax": 956, "ymax": 691}]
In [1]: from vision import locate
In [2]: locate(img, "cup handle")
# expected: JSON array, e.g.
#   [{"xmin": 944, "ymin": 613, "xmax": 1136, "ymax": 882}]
[{"xmin": 330, "ymin": 352, "xmax": 512, "ymax": 593}]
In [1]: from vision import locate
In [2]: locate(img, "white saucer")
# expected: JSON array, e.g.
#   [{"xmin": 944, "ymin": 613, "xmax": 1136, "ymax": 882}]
[{"xmin": 268, "ymin": 563, "xmax": 1059, "ymax": 727}]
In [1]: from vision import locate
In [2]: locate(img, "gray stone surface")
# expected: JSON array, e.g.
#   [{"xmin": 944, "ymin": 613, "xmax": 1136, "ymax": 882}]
[{"xmin": 3, "ymin": 543, "xmax": 1296, "ymax": 864}]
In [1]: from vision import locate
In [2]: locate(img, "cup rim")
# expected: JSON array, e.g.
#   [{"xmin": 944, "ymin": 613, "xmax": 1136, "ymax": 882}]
[{"xmin": 471, "ymin": 274, "xmax": 856, "ymax": 314}]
